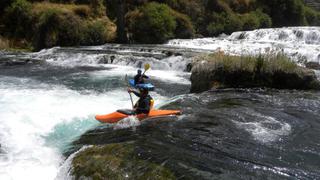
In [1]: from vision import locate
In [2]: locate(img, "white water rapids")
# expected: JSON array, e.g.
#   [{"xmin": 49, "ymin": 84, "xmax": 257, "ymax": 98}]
[
  {"xmin": 0, "ymin": 57, "xmax": 189, "ymax": 179},
  {"xmin": 0, "ymin": 27, "xmax": 319, "ymax": 179},
  {"xmin": 168, "ymin": 27, "xmax": 320, "ymax": 64}
]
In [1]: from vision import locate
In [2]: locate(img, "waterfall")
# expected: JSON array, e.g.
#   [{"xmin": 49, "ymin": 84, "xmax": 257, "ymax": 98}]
[{"xmin": 167, "ymin": 27, "xmax": 320, "ymax": 64}]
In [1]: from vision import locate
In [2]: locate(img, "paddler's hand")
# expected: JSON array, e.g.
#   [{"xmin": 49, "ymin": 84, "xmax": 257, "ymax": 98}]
[{"xmin": 127, "ymin": 88, "xmax": 134, "ymax": 93}]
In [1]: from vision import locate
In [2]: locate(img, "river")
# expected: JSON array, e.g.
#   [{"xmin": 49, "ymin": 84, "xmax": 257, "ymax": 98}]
[{"xmin": 0, "ymin": 27, "xmax": 319, "ymax": 179}]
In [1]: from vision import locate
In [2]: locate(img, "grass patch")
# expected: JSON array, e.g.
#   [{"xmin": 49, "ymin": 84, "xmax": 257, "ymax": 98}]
[
  {"xmin": 32, "ymin": 2, "xmax": 91, "ymax": 17},
  {"xmin": 0, "ymin": 36, "xmax": 33, "ymax": 51},
  {"xmin": 190, "ymin": 52, "xmax": 319, "ymax": 92},
  {"xmin": 0, "ymin": 36, "xmax": 9, "ymax": 49},
  {"xmin": 196, "ymin": 52, "xmax": 300, "ymax": 74}
]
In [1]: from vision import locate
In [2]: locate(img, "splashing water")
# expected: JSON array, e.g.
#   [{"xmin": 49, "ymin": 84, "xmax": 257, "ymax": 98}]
[{"xmin": 167, "ymin": 27, "xmax": 320, "ymax": 63}]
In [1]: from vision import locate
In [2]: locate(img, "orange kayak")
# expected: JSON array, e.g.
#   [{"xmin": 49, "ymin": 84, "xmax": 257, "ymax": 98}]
[{"xmin": 95, "ymin": 109, "xmax": 181, "ymax": 123}]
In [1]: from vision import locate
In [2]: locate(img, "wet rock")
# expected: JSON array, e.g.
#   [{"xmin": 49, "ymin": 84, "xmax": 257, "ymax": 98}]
[
  {"xmin": 185, "ymin": 63, "xmax": 192, "ymax": 72},
  {"xmin": 0, "ymin": 57, "xmax": 42, "ymax": 66},
  {"xmin": 98, "ymin": 55, "xmax": 115, "ymax": 64},
  {"xmin": 71, "ymin": 142, "xmax": 176, "ymax": 180},
  {"xmin": 305, "ymin": 62, "xmax": 320, "ymax": 70}
]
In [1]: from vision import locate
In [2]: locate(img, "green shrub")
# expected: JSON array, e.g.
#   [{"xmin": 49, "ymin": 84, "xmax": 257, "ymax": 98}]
[
  {"xmin": 73, "ymin": 5, "xmax": 91, "ymax": 18},
  {"xmin": 241, "ymin": 12, "xmax": 260, "ymax": 31},
  {"xmin": 253, "ymin": 9, "xmax": 272, "ymax": 28},
  {"xmin": 257, "ymin": 0, "xmax": 307, "ymax": 26},
  {"xmin": 171, "ymin": 10, "xmax": 194, "ymax": 39},
  {"xmin": 32, "ymin": 2, "xmax": 92, "ymax": 18},
  {"xmin": 3, "ymin": 0, "xmax": 33, "ymax": 38},
  {"xmin": 34, "ymin": 9, "xmax": 61, "ymax": 49},
  {"xmin": 127, "ymin": 2, "xmax": 176, "ymax": 43},
  {"xmin": 207, "ymin": 12, "xmax": 243, "ymax": 36},
  {"xmin": 164, "ymin": 0, "xmax": 204, "ymax": 34},
  {"xmin": 56, "ymin": 12, "xmax": 84, "ymax": 46},
  {"xmin": 220, "ymin": 12, "xmax": 242, "ymax": 34},
  {"xmin": 305, "ymin": 6, "xmax": 320, "ymax": 26},
  {"xmin": 82, "ymin": 18, "xmax": 116, "ymax": 45},
  {"xmin": 206, "ymin": 0, "xmax": 232, "ymax": 13},
  {"xmin": 82, "ymin": 21, "xmax": 106, "ymax": 45},
  {"xmin": 90, "ymin": 0, "xmax": 106, "ymax": 17},
  {"xmin": 228, "ymin": 0, "xmax": 252, "ymax": 13},
  {"xmin": 0, "ymin": 0, "xmax": 13, "ymax": 16},
  {"xmin": 34, "ymin": 9, "xmax": 84, "ymax": 50},
  {"xmin": 207, "ymin": 23, "xmax": 224, "ymax": 36}
]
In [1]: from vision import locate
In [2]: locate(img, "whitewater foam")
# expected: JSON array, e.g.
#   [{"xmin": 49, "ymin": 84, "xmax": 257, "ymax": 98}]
[
  {"xmin": 0, "ymin": 73, "xmax": 170, "ymax": 179},
  {"xmin": 31, "ymin": 47, "xmax": 191, "ymax": 72},
  {"xmin": 233, "ymin": 109, "xmax": 291, "ymax": 143},
  {"xmin": 88, "ymin": 65, "xmax": 190, "ymax": 85},
  {"xmin": 55, "ymin": 145, "xmax": 92, "ymax": 180},
  {"xmin": 167, "ymin": 27, "xmax": 320, "ymax": 63}
]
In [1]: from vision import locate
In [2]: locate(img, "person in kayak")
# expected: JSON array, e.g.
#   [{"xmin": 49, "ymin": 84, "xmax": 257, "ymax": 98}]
[
  {"xmin": 134, "ymin": 69, "xmax": 149, "ymax": 85},
  {"xmin": 128, "ymin": 87, "xmax": 153, "ymax": 114}
]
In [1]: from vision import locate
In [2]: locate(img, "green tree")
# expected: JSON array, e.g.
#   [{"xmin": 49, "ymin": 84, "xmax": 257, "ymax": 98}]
[
  {"xmin": 0, "ymin": 0, "xmax": 13, "ymax": 16},
  {"xmin": 207, "ymin": 12, "xmax": 243, "ymax": 36},
  {"xmin": 3, "ymin": 0, "xmax": 33, "ymax": 38},
  {"xmin": 257, "ymin": 0, "xmax": 307, "ymax": 26},
  {"xmin": 90, "ymin": 0, "xmax": 106, "ymax": 17},
  {"xmin": 241, "ymin": 12, "xmax": 260, "ymax": 31},
  {"xmin": 127, "ymin": 2, "xmax": 176, "ymax": 43},
  {"xmin": 34, "ymin": 10, "xmax": 83, "ymax": 50},
  {"xmin": 304, "ymin": 6, "xmax": 320, "ymax": 25}
]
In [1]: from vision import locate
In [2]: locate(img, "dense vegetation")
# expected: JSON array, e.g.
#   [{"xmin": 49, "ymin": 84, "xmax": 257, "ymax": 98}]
[{"xmin": 0, "ymin": 0, "xmax": 319, "ymax": 51}]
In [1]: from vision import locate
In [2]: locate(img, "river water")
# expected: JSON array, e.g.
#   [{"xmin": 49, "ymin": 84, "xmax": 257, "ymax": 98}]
[{"xmin": 0, "ymin": 27, "xmax": 320, "ymax": 179}]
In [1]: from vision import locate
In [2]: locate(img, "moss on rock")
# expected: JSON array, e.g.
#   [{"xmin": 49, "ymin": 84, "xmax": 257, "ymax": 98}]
[{"xmin": 71, "ymin": 142, "xmax": 176, "ymax": 180}]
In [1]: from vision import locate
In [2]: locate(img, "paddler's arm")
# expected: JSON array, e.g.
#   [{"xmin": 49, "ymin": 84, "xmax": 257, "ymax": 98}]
[
  {"xmin": 142, "ymin": 75, "xmax": 149, "ymax": 79},
  {"xmin": 127, "ymin": 88, "xmax": 141, "ymax": 97}
]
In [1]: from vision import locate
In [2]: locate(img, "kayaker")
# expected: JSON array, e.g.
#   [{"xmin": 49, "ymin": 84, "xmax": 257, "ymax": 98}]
[
  {"xmin": 128, "ymin": 87, "xmax": 153, "ymax": 114},
  {"xmin": 134, "ymin": 69, "xmax": 149, "ymax": 85}
]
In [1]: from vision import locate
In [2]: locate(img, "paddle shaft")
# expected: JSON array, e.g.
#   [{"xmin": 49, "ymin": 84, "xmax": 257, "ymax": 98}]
[
  {"xmin": 140, "ymin": 63, "xmax": 150, "ymax": 81},
  {"xmin": 125, "ymin": 74, "xmax": 134, "ymax": 108}
]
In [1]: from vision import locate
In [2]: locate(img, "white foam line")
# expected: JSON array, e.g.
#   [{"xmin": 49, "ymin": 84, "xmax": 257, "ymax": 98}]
[
  {"xmin": 233, "ymin": 110, "xmax": 291, "ymax": 143},
  {"xmin": 167, "ymin": 27, "xmax": 320, "ymax": 63},
  {"xmin": 88, "ymin": 66, "xmax": 191, "ymax": 85}
]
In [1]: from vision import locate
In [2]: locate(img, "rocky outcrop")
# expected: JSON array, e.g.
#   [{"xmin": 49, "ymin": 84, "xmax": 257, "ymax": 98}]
[
  {"xmin": 305, "ymin": 61, "xmax": 320, "ymax": 70},
  {"xmin": 0, "ymin": 56, "xmax": 42, "ymax": 66},
  {"xmin": 71, "ymin": 142, "xmax": 176, "ymax": 180},
  {"xmin": 305, "ymin": 0, "xmax": 320, "ymax": 10},
  {"xmin": 190, "ymin": 54, "xmax": 320, "ymax": 93}
]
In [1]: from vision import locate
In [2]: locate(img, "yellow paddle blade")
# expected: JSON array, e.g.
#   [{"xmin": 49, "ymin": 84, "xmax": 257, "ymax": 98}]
[{"xmin": 144, "ymin": 63, "xmax": 150, "ymax": 71}]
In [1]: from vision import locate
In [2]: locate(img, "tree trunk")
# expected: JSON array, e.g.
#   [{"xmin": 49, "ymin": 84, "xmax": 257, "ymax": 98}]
[{"xmin": 116, "ymin": 0, "xmax": 128, "ymax": 43}]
